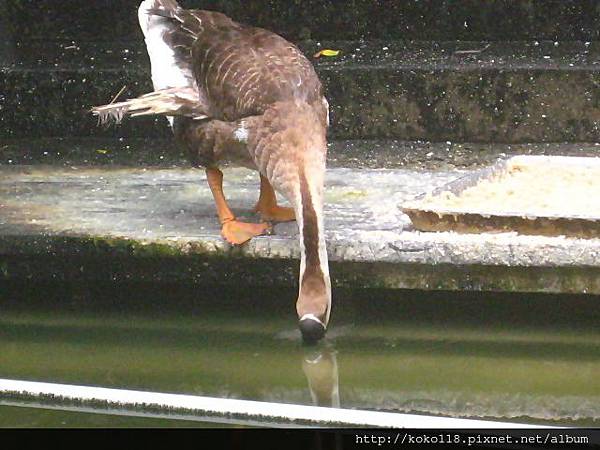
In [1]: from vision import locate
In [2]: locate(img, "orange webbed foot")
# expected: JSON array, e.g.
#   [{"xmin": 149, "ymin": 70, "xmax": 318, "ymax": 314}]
[
  {"xmin": 255, "ymin": 205, "xmax": 296, "ymax": 223},
  {"xmin": 221, "ymin": 220, "xmax": 271, "ymax": 245},
  {"xmin": 254, "ymin": 174, "xmax": 296, "ymax": 223}
]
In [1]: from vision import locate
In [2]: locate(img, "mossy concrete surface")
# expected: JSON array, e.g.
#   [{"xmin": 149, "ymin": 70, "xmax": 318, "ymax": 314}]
[
  {"xmin": 3, "ymin": 41, "xmax": 600, "ymax": 143},
  {"xmin": 5, "ymin": 137, "xmax": 600, "ymax": 170},
  {"xmin": 2, "ymin": 165, "xmax": 600, "ymax": 294},
  {"xmin": 6, "ymin": 0, "xmax": 600, "ymax": 42}
]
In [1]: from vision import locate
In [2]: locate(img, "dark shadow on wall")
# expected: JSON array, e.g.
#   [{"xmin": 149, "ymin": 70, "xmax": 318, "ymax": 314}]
[{"xmin": 0, "ymin": 0, "xmax": 15, "ymax": 65}]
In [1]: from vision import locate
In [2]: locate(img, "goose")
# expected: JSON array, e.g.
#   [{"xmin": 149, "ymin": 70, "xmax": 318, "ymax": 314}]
[{"xmin": 92, "ymin": 0, "xmax": 331, "ymax": 343}]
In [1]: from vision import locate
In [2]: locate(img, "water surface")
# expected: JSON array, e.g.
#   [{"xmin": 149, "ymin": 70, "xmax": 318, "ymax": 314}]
[{"xmin": 1, "ymin": 283, "xmax": 599, "ymax": 427}]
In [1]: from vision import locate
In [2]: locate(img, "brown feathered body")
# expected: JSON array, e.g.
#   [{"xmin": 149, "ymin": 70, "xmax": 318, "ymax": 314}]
[
  {"xmin": 162, "ymin": 7, "xmax": 329, "ymax": 170},
  {"xmin": 92, "ymin": 0, "xmax": 332, "ymax": 339}
]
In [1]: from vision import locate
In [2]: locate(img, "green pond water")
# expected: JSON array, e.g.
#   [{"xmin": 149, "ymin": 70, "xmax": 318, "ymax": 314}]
[{"xmin": 0, "ymin": 282, "xmax": 599, "ymax": 427}]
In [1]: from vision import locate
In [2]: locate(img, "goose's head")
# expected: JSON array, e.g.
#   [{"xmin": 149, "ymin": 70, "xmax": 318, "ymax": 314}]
[{"xmin": 297, "ymin": 265, "xmax": 331, "ymax": 343}]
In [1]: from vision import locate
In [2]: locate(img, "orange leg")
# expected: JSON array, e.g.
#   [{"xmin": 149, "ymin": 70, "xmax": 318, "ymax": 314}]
[
  {"xmin": 254, "ymin": 174, "xmax": 296, "ymax": 222},
  {"xmin": 206, "ymin": 168, "xmax": 270, "ymax": 245}
]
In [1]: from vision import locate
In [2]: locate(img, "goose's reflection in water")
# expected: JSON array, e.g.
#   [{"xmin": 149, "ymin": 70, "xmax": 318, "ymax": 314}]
[
  {"xmin": 301, "ymin": 345, "xmax": 340, "ymax": 408},
  {"xmin": 300, "ymin": 344, "xmax": 343, "ymax": 450}
]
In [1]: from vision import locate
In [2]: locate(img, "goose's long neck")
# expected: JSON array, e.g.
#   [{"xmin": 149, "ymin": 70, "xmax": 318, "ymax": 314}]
[
  {"xmin": 244, "ymin": 101, "xmax": 331, "ymax": 341},
  {"xmin": 294, "ymin": 161, "xmax": 331, "ymax": 326}
]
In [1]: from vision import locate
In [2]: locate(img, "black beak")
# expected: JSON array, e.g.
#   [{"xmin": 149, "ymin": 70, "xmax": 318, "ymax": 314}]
[{"xmin": 299, "ymin": 316, "xmax": 326, "ymax": 344}]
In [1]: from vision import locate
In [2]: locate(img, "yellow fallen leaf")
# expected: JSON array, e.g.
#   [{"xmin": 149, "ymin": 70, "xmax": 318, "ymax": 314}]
[
  {"xmin": 96, "ymin": 149, "xmax": 109, "ymax": 154},
  {"xmin": 313, "ymin": 49, "xmax": 341, "ymax": 58}
]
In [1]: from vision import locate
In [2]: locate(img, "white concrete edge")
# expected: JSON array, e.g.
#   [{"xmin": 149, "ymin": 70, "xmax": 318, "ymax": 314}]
[
  {"xmin": 0, "ymin": 400, "xmax": 301, "ymax": 428},
  {"xmin": 0, "ymin": 378, "xmax": 550, "ymax": 429}
]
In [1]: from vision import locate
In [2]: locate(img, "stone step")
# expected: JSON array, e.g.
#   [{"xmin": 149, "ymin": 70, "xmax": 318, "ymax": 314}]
[
  {"xmin": 3, "ymin": 40, "xmax": 600, "ymax": 143},
  {"xmin": 3, "ymin": 137, "xmax": 600, "ymax": 170},
  {"xmin": 1, "ymin": 165, "xmax": 599, "ymax": 295},
  {"xmin": 4, "ymin": 0, "xmax": 600, "ymax": 42}
]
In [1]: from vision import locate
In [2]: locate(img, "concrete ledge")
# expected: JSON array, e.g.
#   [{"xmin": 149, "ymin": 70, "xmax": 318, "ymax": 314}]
[
  {"xmin": 2, "ymin": 165, "xmax": 600, "ymax": 294},
  {"xmin": 0, "ymin": 379, "xmax": 537, "ymax": 428}
]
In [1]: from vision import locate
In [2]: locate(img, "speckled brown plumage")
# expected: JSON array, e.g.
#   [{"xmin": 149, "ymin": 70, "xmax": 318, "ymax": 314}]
[{"xmin": 152, "ymin": 5, "xmax": 324, "ymax": 119}]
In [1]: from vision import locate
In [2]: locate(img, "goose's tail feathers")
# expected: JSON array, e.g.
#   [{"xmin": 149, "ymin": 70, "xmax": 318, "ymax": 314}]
[{"xmin": 91, "ymin": 87, "xmax": 207, "ymax": 125}]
